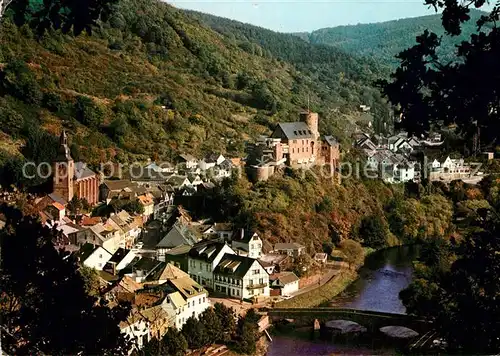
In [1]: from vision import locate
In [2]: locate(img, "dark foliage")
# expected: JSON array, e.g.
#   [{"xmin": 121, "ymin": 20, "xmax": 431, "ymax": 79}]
[{"xmin": 0, "ymin": 205, "xmax": 131, "ymax": 355}]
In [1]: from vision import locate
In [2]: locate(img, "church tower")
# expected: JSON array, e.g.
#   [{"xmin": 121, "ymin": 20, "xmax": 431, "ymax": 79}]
[{"xmin": 53, "ymin": 130, "xmax": 74, "ymax": 202}]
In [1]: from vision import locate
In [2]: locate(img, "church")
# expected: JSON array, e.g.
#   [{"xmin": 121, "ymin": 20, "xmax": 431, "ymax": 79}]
[{"xmin": 52, "ymin": 131, "xmax": 100, "ymax": 206}]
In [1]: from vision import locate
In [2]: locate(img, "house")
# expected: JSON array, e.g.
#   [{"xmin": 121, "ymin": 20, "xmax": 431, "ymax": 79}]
[
  {"xmin": 137, "ymin": 193, "xmax": 155, "ymax": 221},
  {"xmin": 313, "ymin": 252, "xmax": 328, "ymax": 264},
  {"xmin": 145, "ymin": 161, "xmax": 175, "ymax": 174},
  {"xmin": 76, "ymin": 243, "xmax": 113, "ymax": 271},
  {"xmin": 215, "ymin": 159, "xmax": 234, "ymax": 179},
  {"xmin": 104, "ymin": 248, "xmax": 137, "ymax": 275},
  {"xmin": 393, "ymin": 162, "xmax": 416, "ymax": 183},
  {"xmin": 199, "ymin": 153, "xmax": 225, "ymax": 171},
  {"xmin": 105, "ymin": 275, "xmax": 142, "ymax": 304},
  {"xmin": 187, "ymin": 240, "xmax": 236, "ymax": 288},
  {"xmin": 141, "ymin": 305, "xmax": 172, "ymax": 340},
  {"xmin": 213, "ymin": 254, "xmax": 270, "ymax": 300},
  {"xmin": 258, "ymin": 253, "xmax": 291, "ymax": 273},
  {"xmin": 177, "ymin": 154, "xmax": 198, "ymax": 169},
  {"xmin": 179, "ymin": 186, "xmax": 197, "ymax": 197},
  {"xmin": 202, "ymin": 222, "xmax": 233, "ymax": 240},
  {"xmin": 141, "ymin": 275, "xmax": 209, "ymax": 330},
  {"xmin": 269, "ymin": 272, "xmax": 300, "ymax": 296},
  {"xmin": 156, "ymin": 223, "xmax": 199, "ymax": 261},
  {"xmin": 119, "ymin": 309, "xmax": 152, "ymax": 353},
  {"xmin": 164, "ymin": 244, "xmax": 192, "ymax": 271},
  {"xmin": 189, "ymin": 175, "xmax": 204, "ymax": 186},
  {"xmin": 274, "ymin": 243, "xmax": 305, "ymax": 257},
  {"xmin": 86, "ymin": 223, "xmax": 123, "ymax": 253},
  {"xmin": 124, "ymin": 257, "xmax": 164, "ymax": 283},
  {"xmin": 166, "ymin": 175, "xmax": 191, "ymax": 190},
  {"xmin": 231, "ymin": 228, "xmax": 263, "ymax": 259},
  {"xmin": 144, "ymin": 263, "xmax": 190, "ymax": 285},
  {"xmin": 107, "ymin": 210, "xmax": 143, "ymax": 249},
  {"xmin": 258, "ymin": 260, "xmax": 275, "ymax": 275}
]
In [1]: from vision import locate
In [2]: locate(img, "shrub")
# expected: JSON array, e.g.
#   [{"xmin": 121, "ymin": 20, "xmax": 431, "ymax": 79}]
[{"xmin": 75, "ymin": 96, "xmax": 104, "ymax": 129}]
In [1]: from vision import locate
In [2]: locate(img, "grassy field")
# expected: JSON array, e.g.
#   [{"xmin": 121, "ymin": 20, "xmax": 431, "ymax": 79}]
[{"xmin": 276, "ymin": 270, "xmax": 357, "ymax": 309}]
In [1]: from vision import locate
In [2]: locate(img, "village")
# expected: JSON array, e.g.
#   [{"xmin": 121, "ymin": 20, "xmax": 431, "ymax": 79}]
[{"xmin": 0, "ymin": 110, "xmax": 490, "ymax": 354}]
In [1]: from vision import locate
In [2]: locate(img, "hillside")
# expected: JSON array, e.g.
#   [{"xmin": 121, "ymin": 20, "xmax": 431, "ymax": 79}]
[
  {"xmin": 0, "ymin": 0, "xmax": 393, "ymax": 188},
  {"xmin": 297, "ymin": 10, "xmax": 487, "ymax": 66}
]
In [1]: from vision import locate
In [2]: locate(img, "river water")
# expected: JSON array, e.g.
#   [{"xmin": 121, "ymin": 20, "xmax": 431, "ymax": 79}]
[{"xmin": 267, "ymin": 245, "xmax": 420, "ymax": 355}]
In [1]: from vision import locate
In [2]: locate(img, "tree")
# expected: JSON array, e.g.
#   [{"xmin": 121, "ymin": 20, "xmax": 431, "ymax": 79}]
[
  {"xmin": 75, "ymin": 96, "xmax": 104, "ymax": 129},
  {"xmin": 359, "ymin": 214, "xmax": 388, "ymax": 249},
  {"xmin": 199, "ymin": 308, "xmax": 223, "ymax": 344},
  {"xmin": 0, "ymin": 60, "xmax": 43, "ymax": 105},
  {"xmin": 338, "ymin": 239, "xmax": 364, "ymax": 269},
  {"xmin": 79, "ymin": 265, "xmax": 101, "ymax": 297},
  {"xmin": 213, "ymin": 302, "xmax": 236, "ymax": 341},
  {"xmin": 159, "ymin": 328, "xmax": 187, "ymax": 356},
  {"xmin": 234, "ymin": 309, "xmax": 260, "ymax": 355},
  {"xmin": 0, "ymin": 205, "xmax": 131, "ymax": 355},
  {"xmin": 181, "ymin": 317, "xmax": 208, "ymax": 350},
  {"xmin": 379, "ymin": 0, "xmax": 500, "ymax": 150},
  {"xmin": 2, "ymin": 0, "xmax": 118, "ymax": 36},
  {"xmin": 400, "ymin": 211, "xmax": 500, "ymax": 353}
]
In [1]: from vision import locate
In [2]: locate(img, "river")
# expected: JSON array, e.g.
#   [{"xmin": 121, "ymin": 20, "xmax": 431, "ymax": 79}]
[{"xmin": 266, "ymin": 245, "xmax": 420, "ymax": 355}]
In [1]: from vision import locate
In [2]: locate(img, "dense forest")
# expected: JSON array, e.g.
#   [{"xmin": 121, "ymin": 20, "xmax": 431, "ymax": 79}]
[
  {"xmin": 0, "ymin": 0, "xmax": 393, "ymax": 186},
  {"xmin": 296, "ymin": 10, "xmax": 487, "ymax": 66}
]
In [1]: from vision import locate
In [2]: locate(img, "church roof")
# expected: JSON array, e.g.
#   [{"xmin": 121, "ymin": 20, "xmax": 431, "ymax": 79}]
[{"xmin": 74, "ymin": 162, "xmax": 96, "ymax": 180}]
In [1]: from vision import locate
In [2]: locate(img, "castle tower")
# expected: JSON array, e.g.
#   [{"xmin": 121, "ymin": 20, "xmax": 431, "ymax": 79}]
[
  {"xmin": 301, "ymin": 111, "xmax": 319, "ymax": 141},
  {"xmin": 53, "ymin": 130, "xmax": 74, "ymax": 202}
]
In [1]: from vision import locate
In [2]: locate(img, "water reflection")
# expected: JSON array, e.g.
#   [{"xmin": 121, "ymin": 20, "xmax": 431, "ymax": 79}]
[
  {"xmin": 329, "ymin": 245, "xmax": 419, "ymax": 314},
  {"xmin": 267, "ymin": 246, "xmax": 420, "ymax": 355}
]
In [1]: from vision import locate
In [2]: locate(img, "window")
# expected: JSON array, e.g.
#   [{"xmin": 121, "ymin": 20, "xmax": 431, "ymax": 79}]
[
  {"xmin": 249, "ymin": 280, "xmax": 253, "ymax": 286},
  {"xmin": 199, "ymin": 262, "xmax": 202, "ymax": 269},
  {"xmin": 261, "ymin": 288, "xmax": 265, "ymax": 294},
  {"xmin": 206, "ymin": 264, "xmax": 209, "ymax": 272},
  {"xmin": 259, "ymin": 278, "xmax": 264, "ymax": 284},
  {"xmin": 203, "ymin": 297, "xmax": 206, "ymax": 303},
  {"xmin": 99, "ymin": 254, "xmax": 102, "ymax": 258},
  {"xmin": 188, "ymin": 302, "xmax": 190, "ymax": 307},
  {"xmin": 292, "ymin": 148, "xmax": 294, "ymax": 153},
  {"xmin": 199, "ymin": 298, "xmax": 201, "ymax": 304},
  {"xmin": 236, "ymin": 290, "xmax": 240, "ymax": 296},
  {"xmin": 253, "ymin": 269, "xmax": 259, "ymax": 275},
  {"xmin": 302, "ymin": 147, "xmax": 304, "ymax": 152}
]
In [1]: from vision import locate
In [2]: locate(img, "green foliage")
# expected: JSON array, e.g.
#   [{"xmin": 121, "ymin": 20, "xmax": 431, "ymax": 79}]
[
  {"xmin": 400, "ymin": 212, "xmax": 500, "ymax": 353},
  {"xmin": 75, "ymin": 96, "xmax": 104, "ymax": 129},
  {"xmin": 358, "ymin": 214, "xmax": 388, "ymax": 248},
  {"xmin": 181, "ymin": 317, "xmax": 208, "ymax": 350},
  {"xmin": 142, "ymin": 328, "xmax": 187, "ymax": 356},
  {"xmin": 379, "ymin": 1, "xmax": 500, "ymax": 146},
  {"xmin": 79, "ymin": 266, "xmax": 101, "ymax": 297},
  {"xmin": 301, "ymin": 11, "xmax": 485, "ymax": 67},
  {"xmin": 5, "ymin": 0, "xmax": 118, "ymax": 36},
  {"xmin": 0, "ymin": 205, "xmax": 131, "ymax": 355},
  {"xmin": 233, "ymin": 309, "xmax": 260, "ymax": 355},
  {"xmin": 0, "ymin": 59, "xmax": 43, "ymax": 105},
  {"xmin": 338, "ymin": 239, "xmax": 364, "ymax": 268}
]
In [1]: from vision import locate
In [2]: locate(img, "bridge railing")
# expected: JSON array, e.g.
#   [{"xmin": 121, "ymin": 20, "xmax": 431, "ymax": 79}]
[{"xmin": 267, "ymin": 307, "xmax": 428, "ymax": 323}]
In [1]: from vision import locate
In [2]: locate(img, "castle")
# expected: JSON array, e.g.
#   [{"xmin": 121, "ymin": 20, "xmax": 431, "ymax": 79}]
[
  {"xmin": 246, "ymin": 111, "xmax": 340, "ymax": 181},
  {"xmin": 52, "ymin": 131, "xmax": 100, "ymax": 205}
]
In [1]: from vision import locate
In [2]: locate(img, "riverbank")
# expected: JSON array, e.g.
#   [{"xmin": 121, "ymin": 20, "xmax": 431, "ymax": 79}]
[{"xmin": 275, "ymin": 269, "xmax": 358, "ymax": 308}]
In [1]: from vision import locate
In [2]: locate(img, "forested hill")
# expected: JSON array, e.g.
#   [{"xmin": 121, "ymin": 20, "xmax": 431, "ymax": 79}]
[
  {"xmin": 0, "ymin": 0, "xmax": 392, "ymax": 186},
  {"xmin": 296, "ymin": 10, "xmax": 487, "ymax": 66}
]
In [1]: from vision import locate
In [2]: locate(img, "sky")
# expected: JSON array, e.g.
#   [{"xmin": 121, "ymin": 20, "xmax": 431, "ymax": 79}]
[{"xmin": 169, "ymin": 0, "xmax": 440, "ymax": 33}]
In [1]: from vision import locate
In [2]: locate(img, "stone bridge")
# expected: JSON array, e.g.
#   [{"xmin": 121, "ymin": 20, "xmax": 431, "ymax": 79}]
[{"xmin": 267, "ymin": 307, "xmax": 431, "ymax": 334}]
